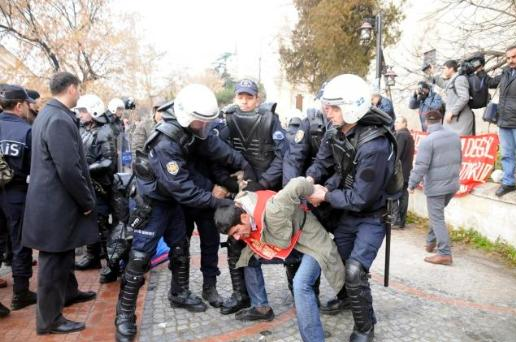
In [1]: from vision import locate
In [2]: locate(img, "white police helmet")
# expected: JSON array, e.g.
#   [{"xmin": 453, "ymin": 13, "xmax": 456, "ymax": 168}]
[
  {"xmin": 322, "ymin": 74, "xmax": 371, "ymax": 124},
  {"xmin": 76, "ymin": 94, "xmax": 105, "ymax": 122},
  {"xmin": 174, "ymin": 84, "xmax": 219, "ymax": 128},
  {"xmin": 108, "ymin": 97, "xmax": 125, "ymax": 114}
]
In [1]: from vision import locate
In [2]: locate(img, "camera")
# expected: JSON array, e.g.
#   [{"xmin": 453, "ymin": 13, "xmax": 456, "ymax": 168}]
[
  {"xmin": 459, "ymin": 54, "xmax": 485, "ymax": 75},
  {"xmin": 121, "ymin": 96, "xmax": 136, "ymax": 110}
]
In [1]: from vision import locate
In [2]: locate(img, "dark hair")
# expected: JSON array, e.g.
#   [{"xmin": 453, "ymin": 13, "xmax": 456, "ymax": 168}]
[
  {"xmin": 506, "ymin": 44, "xmax": 516, "ymax": 52},
  {"xmin": 0, "ymin": 99, "xmax": 23, "ymax": 111},
  {"xmin": 26, "ymin": 89, "xmax": 40, "ymax": 100},
  {"xmin": 425, "ymin": 110, "xmax": 443, "ymax": 124},
  {"xmin": 49, "ymin": 72, "xmax": 80, "ymax": 96},
  {"xmin": 214, "ymin": 205, "xmax": 246, "ymax": 234},
  {"xmin": 443, "ymin": 60, "xmax": 458, "ymax": 72}
]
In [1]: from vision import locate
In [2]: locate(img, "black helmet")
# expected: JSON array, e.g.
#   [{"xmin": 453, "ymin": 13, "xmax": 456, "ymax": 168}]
[{"xmin": 156, "ymin": 100, "xmax": 175, "ymax": 121}]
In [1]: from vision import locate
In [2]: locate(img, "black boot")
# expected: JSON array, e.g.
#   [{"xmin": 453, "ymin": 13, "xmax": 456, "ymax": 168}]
[
  {"xmin": 320, "ymin": 285, "xmax": 351, "ymax": 315},
  {"xmin": 100, "ymin": 264, "xmax": 119, "ymax": 284},
  {"xmin": 11, "ymin": 289, "xmax": 37, "ymax": 310},
  {"xmin": 220, "ymin": 239, "xmax": 250, "ymax": 315},
  {"xmin": 345, "ymin": 260, "xmax": 375, "ymax": 342},
  {"xmin": 0, "ymin": 302, "xmax": 10, "ymax": 318},
  {"xmin": 168, "ymin": 242, "xmax": 207, "ymax": 313},
  {"xmin": 202, "ymin": 277, "xmax": 223, "ymax": 308},
  {"xmin": 75, "ymin": 243, "xmax": 101, "ymax": 270},
  {"xmin": 115, "ymin": 250, "xmax": 149, "ymax": 342}
]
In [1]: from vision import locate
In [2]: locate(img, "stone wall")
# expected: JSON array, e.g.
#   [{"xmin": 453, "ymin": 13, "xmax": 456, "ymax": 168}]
[{"xmin": 409, "ymin": 182, "xmax": 516, "ymax": 247}]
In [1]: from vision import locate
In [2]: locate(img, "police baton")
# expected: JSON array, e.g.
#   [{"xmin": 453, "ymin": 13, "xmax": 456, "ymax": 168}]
[
  {"xmin": 384, "ymin": 220, "xmax": 391, "ymax": 287},
  {"xmin": 384, "ymin": 199, "xmax": 394, "ymax": 287}
]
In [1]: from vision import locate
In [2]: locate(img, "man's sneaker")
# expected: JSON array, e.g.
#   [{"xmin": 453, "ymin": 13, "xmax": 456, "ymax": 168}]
[
  {"xmin": 495, "ymin": 185, "xmax": 516, "ymax": 197},
  {"xmin": 235, "ymin": 307, "xmax": 274, "ymax": 322},
  {"xmin": 11, "ymin": 290, "xmax": 37, "ymax": 310}
]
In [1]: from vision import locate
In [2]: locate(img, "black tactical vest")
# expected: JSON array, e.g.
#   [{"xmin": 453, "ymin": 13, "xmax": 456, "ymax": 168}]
[
  {"xmin": 225, "ymin": 107, "xmax": 275, "ymax": 175},
  {"xmin": 329, "ymin": 125, "xmax": 389, "ymax": 189}
]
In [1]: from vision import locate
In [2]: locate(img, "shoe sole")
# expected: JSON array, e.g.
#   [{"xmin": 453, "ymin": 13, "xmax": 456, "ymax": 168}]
[
  {"xmin": 11, "ymin": 302, "xmax": 37, "ymax": 311},
  {"xmin": 169, "ymin": 301, "xmax": 207, "ymax": 313},
  {"xmin": 64, "ymin": 296, "xmax": 96, "ymax": 307},
  {"xmin": 116, "ymin": 331, "xmax": 136, "ymax": 342},
  {"xmin": 220, "ymin": 303, "xmax": 251, "ymax": 315},
  {"xmin": 236, "ymin": 315, "xmax": 275, "ymax": 322},
  {"xmin": 37, "ymin": 326, "xmax": 85, "ymax": 335}
]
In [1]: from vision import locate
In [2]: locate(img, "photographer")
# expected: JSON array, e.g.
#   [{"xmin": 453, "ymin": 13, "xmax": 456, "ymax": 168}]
[
  {"xmin": 426, "ymin": 60, "xmax": 475, "ymax": 136},
  {"xmin": 409, "ymin": 81, "xmax": 443, "ymax": 132}
]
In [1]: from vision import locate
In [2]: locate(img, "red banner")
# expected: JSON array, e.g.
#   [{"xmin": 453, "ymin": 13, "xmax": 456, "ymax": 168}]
[{"xmin": 412, "ymin": 132, "xmax": 499, "ymax": 196}]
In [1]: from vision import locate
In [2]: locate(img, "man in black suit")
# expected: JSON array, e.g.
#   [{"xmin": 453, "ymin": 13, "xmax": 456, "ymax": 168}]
[
  {"xmin": 22, "ymin": 72, "xmax": 97, "ymax": 335},
  {"xmin": 394, "ymin": 116, "xmax": 415, "ymax": 228}
]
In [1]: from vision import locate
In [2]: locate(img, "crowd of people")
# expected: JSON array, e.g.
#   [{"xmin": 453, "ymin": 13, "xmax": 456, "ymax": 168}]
[{"xmin": 0, "ymin": 43, "xmax": 514, "ymax": 342}]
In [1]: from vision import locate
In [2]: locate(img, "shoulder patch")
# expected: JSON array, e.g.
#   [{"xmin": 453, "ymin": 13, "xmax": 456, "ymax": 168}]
[
  {"xmin": 272, "ymin": 131, "xmax": 285, "ymax": 140},
  {"xmin": 166, "ymin": 161, "xmax": 179, "ymax": 175},
  {"xmin": 294, "ymin": 129, "xmax": 305, "ymax": 143}
]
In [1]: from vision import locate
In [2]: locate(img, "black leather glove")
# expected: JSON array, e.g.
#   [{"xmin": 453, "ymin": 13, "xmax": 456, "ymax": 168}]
[{"xmin": 244, "ymin": 180, "xmax": 265, "ymax": 192}]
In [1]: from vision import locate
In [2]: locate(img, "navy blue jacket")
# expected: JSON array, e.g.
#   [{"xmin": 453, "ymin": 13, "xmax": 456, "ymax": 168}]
[
  {"xmin": 0, "ymin": 112, "xmax": 31, "ymax": 195},
  {"xmin": 306, "ymin": 126, "xmax": 395, "ymax": 214},
  {"xmin": 139, "ymin": 124, "xmax": 250, "ymax": 208},
  {"xmin": 408, "ymin": 90, "xmax": 443, "ymax": 131}
]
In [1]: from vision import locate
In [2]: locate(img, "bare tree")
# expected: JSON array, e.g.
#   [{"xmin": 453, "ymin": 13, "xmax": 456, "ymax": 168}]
[{"xmin": 0, "ymin": 0, "xmax": 130, "ymax": 83}]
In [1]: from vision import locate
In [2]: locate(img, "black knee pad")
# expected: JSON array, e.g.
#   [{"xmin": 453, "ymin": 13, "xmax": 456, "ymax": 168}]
[
  {"xmin": 345, "ymin": 259, "xmax": 367, "ymax": 288},
  {"xmin": 127, "ymin": 250, "xmax": 150, "ymax": 273}
]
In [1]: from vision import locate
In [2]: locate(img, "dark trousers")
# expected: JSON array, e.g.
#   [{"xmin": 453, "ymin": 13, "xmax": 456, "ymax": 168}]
[
  {"xmin": 184, "ymin": 207, "xmax": 220, "ymax": 283},
  {"xmin": 397, "ymin": 183, "xmax": 409, "ymax": 227},
  {"xmin": 131, "ymin": 201, "xmax": 186, "ymax": 256},
  {"xmin": 0, "ymin": 192, "xmax": 32, "ymax": 291},
  {"xmin": 37, "ymin": 249, "xmax": 79, "ymax": 330}
]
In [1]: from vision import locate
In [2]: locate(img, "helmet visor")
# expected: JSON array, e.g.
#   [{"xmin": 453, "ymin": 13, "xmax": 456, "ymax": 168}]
[{"xmin": 189, "ymin": 120, "xmax": 211, "ymax": 140}]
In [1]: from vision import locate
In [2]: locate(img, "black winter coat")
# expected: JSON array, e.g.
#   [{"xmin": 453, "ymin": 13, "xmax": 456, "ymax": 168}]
[
  {"xmin": 395, "ymin": 128, "xmax": 415, "ymax": 184},
  {"xmin": 22, "ymin": 99, "xmax": 98, "ymax": 252},
  {"xmin": 485, "ymin": 67, "xmax": 516, "ymax": 128}
]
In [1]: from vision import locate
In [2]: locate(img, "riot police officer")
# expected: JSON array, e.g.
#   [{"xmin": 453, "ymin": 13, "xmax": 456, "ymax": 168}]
[
  {"xmin": 307, "ymin": 74, "xmax": 397, "ymax": 342},
  {"xmin": 0, "ymin": 85, "xmax": 37, "ymax": 310},
  {"xmin": 115, "ymin": 84, "xmax": 254, "ymax": 342},
  {"xmin": 74, "ymin": 95, "xmax": 117, "ymax": 282},
  {"xmin": 216, "ymin": 79, "xmax": 287, "ymax": 316},
  {"xmin": 107, "ymin": 97, "xmax": 126, "ymax": 138}
]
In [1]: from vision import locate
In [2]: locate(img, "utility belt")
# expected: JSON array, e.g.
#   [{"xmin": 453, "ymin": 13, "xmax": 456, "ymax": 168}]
[{"xmin": 347, "ymin": 207, "xmax": 386, "ymax": 219}]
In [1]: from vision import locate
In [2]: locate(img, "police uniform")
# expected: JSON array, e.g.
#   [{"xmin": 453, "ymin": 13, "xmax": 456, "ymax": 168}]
[
  {"xmin": 115, "ymin": 107, "xmax": 252, "ymax": 341},
  {"xmin": 0, "ymin": 86, "xmax": 35, "ymax": 309},
  {"xmin": 307, "ymin": 108, "xmax": 395, "ymax": 340},
  {"xmin": 216, "ymin": 80, "xmax": 288, "ymax": 315},
  {"xmin": 75, "ymin": 118, "xmax": 116, "ymax": 272}
]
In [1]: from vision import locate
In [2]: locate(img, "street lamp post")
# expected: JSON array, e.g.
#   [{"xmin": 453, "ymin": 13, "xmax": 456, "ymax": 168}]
[{"xmin": 359, "ymin": 13, "xmax": 397, "ymax": 99}]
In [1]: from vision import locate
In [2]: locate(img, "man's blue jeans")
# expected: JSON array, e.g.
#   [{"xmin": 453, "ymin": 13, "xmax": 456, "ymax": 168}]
[
  {"xmin": 293, "ymin": 254, "xmax": 324, "ymax": 342},
  {"xmin": 244, "ymin": 261, "xmax": 269, "ymax": 308},
  {"xmin": 499, "ymin": 127, "xmax": 516, "ymax": 186}
]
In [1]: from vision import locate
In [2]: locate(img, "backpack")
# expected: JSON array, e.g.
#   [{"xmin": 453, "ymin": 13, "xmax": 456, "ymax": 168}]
[
  {"xmin": 0, "ymin": 152, "xmax": 14, "ymax": 187},
  {"xmin": 352, "ymin": 108, "xmax": 404, "ymax": 197},
  {"xmin": 453, "ymin": 73, "xmax": 490, "ymax": 109}
]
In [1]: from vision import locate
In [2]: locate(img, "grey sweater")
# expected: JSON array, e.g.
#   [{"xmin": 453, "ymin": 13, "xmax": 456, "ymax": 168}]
[{"xmin": 408, "ymin": 123, "xmax": 461, "ymax": 196}]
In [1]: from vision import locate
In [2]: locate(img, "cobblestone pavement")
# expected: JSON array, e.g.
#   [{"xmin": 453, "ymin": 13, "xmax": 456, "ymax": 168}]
[
  {"xmin": 139, "ymin": 226, "xmax": 516, "ymax": 342},
  {"xmin": 1, "ymin": 224, "xmax": 515, "ymax": 342}
]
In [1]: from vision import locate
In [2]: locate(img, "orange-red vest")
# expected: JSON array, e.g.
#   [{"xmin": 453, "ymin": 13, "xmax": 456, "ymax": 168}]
[{"xmin": 242, "ymin": 190, "xmax": 302, "ymax": 260}]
